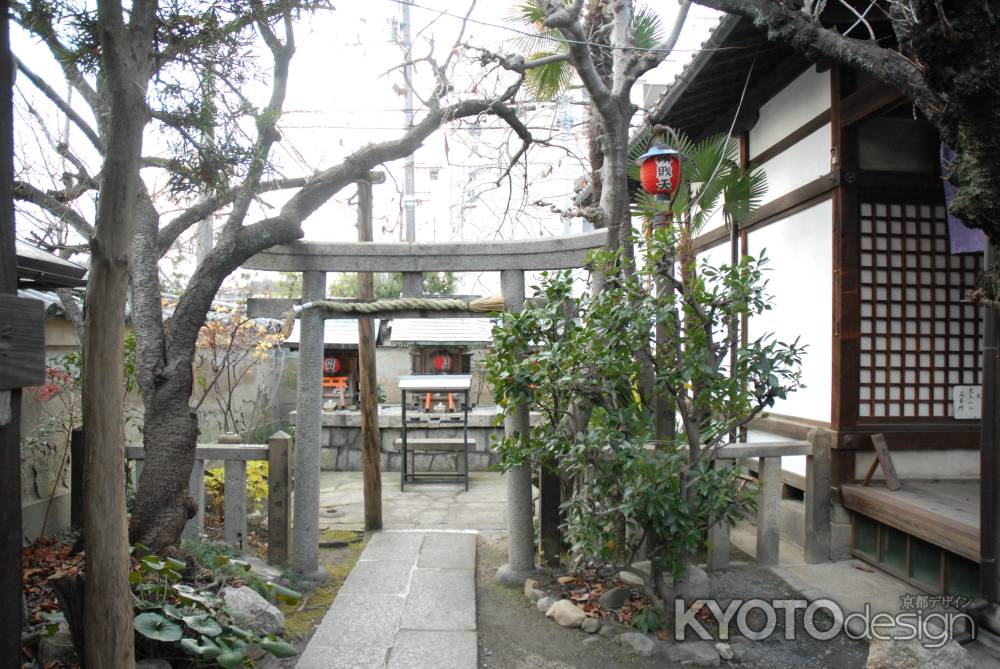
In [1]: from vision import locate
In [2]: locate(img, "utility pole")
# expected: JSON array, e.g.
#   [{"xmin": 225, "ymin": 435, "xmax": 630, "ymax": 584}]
[{"xmin": 399, "ymin": 1, "xmax": 422, "ymax": 297}]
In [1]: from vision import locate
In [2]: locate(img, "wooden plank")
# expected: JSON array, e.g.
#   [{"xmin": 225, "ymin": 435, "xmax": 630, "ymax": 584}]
[
  {"xmin": 839, "ymin": 80, "xmax": 907, "ymax": 128},
  {"xmin": 715, "ymin": 441, "xmax": 813, "ymax": 460},
  {"xmin": 841, "ymin": 483, "xmax": 980, "ymax": 562},
  {"xmin": 1, "ymin": 17, "xmax": 28, "ymax": 663},
  {"xmin": 868, "ymin": 433, "xmax": 901, "ymax": 491},
  {"xmin": 0, "ymin": 295, "xmax": 45, "ymax": 389},
  {"xmin": 267, "ymin": 432, "xmax": 291, "ymax": 566},
  {"xmin": 741, "ymin": 173, "xmax": 839, "ymax": 233},
  {"xmin": 756, "ymin": 457, "xmax": 782, "ymax": 566}
]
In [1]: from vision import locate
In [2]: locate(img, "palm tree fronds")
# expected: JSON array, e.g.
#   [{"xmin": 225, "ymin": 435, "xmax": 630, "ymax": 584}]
[
  {"xmin": 524, "ymin": 51, "xmax": 574, "ymax": 99},
  {"xmin": 634, "ymin": 4, "xmax": 665, "ymax": 50}
]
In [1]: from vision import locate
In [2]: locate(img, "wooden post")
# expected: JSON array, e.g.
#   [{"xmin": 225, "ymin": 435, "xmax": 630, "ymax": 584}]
[
  {"xmin": 357, "ymin": 178, "xmax": 382, "ymax": 531},
  {"xmin": 539, "ymin": 467, "xmax": 561, "ymax": 567},
  {"xmin": 70, "ymin": 427, "xmax": 84, "ymax": 528},
  {"xmin": 0, "ymin": 15, "xmax": 36, "ymax": 663},
  {"xmin": 268, "ymin": 431, "xmax": 292, "ymax": 565},
  {"xmin": 224, "ymin": 459, "xmax": 248, "ymax": 550},
  {"xmin": 981, "ymin": 241, "xmax": 1000, "ymax": 601},
  {"xmin": 756, "ymin": 457, "xmax": 781, "ymax": 566},
  {"xmin": 804, "ymin": 430, "xmax": 832, "ymax": 564}
]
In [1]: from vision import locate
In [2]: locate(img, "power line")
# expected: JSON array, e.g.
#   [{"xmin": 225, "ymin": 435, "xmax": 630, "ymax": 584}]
[{"xmin": 386, "ymin": 0, "xmax": 746, "ymax": 54}]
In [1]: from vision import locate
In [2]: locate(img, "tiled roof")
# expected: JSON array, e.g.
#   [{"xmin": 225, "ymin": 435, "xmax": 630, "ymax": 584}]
[
  {"xmin": 388, "ymin": 318, "xmax": 493, "ymax": 345},
  {"xmin": 284, "ymin": 319, "xmax": 380, "ymax": 346}
]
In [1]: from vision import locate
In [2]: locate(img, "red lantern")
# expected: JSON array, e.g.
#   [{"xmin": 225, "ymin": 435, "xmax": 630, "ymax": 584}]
[
  {"xmin": 433, "ymin": 352, "xmax": 453, "ymax": 372},
  {"xmin": 323, "ymin": 356, "xmax": 342, "ymax": 375},
  {"xmin": 636, "ymin": 145, "xmax": 682, "ymax": 196}
]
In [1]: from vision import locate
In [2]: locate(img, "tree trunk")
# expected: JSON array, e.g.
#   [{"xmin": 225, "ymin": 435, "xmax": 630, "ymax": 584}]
[{"xmin": 130, "ymin": 371, "xmax": 199, "ymax": 552}]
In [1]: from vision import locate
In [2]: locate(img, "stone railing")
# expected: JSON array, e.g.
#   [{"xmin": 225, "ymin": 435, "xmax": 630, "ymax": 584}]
[
  {"xmin": 126, "ymin": 431, "xmax": 292, "ymax": 566},
  {"xmin": 708, "ymin": 439, "xmax": 829, "ymax": 568}
]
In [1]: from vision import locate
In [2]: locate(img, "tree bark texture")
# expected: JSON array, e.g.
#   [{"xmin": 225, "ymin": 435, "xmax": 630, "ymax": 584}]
[
  {"xmin": 357, "ymin": 179, "xmax": 382, "ymax": 531},
  {"xmin": 83, "ymin": 2, "xmax": 156, "ymax": 666}
]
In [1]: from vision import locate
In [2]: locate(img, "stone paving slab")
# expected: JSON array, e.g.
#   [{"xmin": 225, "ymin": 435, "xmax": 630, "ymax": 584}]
[
  {"xmin": 338, "ymin": 559, "xmax": 414, "ymax": 596},
  {"xmin": 297, "ymin": 530, "xmax": 478, "ymax": 669},
  {"xmin": 400, "ymin": 567, "xmax": 476, "ymax": 631},
  {"xmin": 362, "ymin": 531, "xmax": 425, "ymax": 562},
  {"xmin": 386, "ymin": 630, "xmax": 478, "ymax": 669},
  {"xmin": 417, "ymin": 532, "xmax": 476, "ymax": 569}
]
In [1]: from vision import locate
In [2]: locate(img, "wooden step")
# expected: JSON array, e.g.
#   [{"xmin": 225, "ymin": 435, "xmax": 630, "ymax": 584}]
[{"xmin": 394, "ymin": 438, "xmax": 474, "ymax": 451}]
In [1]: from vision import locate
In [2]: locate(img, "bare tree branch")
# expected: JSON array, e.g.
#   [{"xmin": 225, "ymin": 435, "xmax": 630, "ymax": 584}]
[
  {"xmin": 13, "ymin": 56, "xmax": 102, "ymax": 150},
  {"xmin": 13, "ymin": 180, "xmax": 94, "ymax": 238}
]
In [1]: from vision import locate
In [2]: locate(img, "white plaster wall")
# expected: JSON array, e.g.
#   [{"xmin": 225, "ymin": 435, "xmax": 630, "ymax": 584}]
[
  {"xmin": 746, "ymin": 200, "xmax": 833, "ymax": 423},
  {"xmin": 855, "ymin": 449, "xmax": 979, "ymax": 480},
  {"xmin": 756, "ymin": 125, "xmax": 831, "ymax": 205},
  {"xmin": 749, "ymin": 68, "xmax": 830, "ymax": 159}
]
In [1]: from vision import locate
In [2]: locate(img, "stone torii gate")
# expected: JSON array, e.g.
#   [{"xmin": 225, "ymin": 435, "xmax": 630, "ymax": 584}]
[{"xmin": 243, "ymin": 221, "xmax": 605, "ymax": 585}]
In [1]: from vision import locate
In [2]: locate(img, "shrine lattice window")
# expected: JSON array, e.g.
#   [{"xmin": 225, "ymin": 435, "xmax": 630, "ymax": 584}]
[{"xmin": 858, "ymin": 201, "xmax": 982, "ymax": 418}]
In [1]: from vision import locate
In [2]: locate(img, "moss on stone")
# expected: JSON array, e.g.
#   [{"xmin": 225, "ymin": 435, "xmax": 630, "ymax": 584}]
[{"xmin": 280, "ymin": 531, "xmax": 367, "ymax": 640}]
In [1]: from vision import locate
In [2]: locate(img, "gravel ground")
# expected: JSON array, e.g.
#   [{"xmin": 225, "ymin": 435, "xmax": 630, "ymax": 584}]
[{"xmin": 476, "ymin": 534, "xmax": 869, "ymax": 668}]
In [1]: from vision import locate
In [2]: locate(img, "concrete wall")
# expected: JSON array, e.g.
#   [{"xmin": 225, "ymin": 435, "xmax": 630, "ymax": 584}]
[{"xmin": 19, "ymin": 320, "xmax": 80, "ymax": 541}]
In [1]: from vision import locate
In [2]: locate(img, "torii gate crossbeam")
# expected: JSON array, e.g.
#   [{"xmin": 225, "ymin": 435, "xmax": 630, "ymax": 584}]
[{"xmin": 242, "ymin": 228, "xmax": 606, "ymax": 585}]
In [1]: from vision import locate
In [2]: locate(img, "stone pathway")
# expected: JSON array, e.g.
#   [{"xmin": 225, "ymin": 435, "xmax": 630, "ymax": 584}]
[
  {"xmin": 319, "ymin": 471, "xmax": 507, "ymax": 534},
  {"xmin": 295, "ymin": 531, "xmax": 478, "ymax": 669}
]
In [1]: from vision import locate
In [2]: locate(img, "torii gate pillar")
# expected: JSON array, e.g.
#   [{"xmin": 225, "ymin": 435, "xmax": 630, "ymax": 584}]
[
  {"xmin": 293, "ymin": 270, "xmax": 327, "ymax": 580},
  {"xmin": 495, "ymin": 269, "xmax": 538, "ymax": 586}
]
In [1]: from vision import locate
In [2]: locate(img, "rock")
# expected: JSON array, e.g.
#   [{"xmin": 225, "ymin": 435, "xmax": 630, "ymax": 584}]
[
  {"xmin": 581, "ymin": 617, "xmax": 602, "ymax": 634},
  {"xmin": 618, "ymin": 570, "xmax": 645, "ymax": 587},
  {"xmin": 730, "ymin": 638, "xmax": 752, "ymax": 661},
  {"xmin": 582, "ymin": 635, "xmax": 602, "ymax": 647},
  {"xmin": 245, "ymin": 555, "xmax": 283, "ymax": 582},
  {"xmin": 222, "ymin": 585, "xmax": 285, "ymax": 635},
  {"xmin": 715, "ymin": 642, "xmax": 734, "ymax": 660},
  {"xmin": 618, "ymin": 632, "xmax": 657, "ymax": 657},
  {"xmin": 673, "ymin": 565, "xmax": 710, "ymax": 602},
  {"xmin": 546, "ymin": 599, "xmax": 587, "ymax": 628},
  {"xmin": 136, "ymin": 661, "xmax": 172, "ymax": 669},
  {"xmin": 866, "ymin": 632, "xmax": 974, "ymax": 669},
  {"xmin": 665, "ymin": 641, "xmax": 722, "ymax": 667},
  {"xmin": 598, "ymin": 587, "xmax": 629, "ymax": 610},
  {"xmin": 599, "ymin": 620, "xmax": 631, "ymax": 637},
  {"xmin": 537, "ymin": 596, "xmax": 557, "ymax": 612},
  {"xmin": 38, "ymin": 631, "xmax": 77, "ymax": 666},
  {"xmin": 524, "ymin": 578, "xmax": 545, "ymax": 602}
]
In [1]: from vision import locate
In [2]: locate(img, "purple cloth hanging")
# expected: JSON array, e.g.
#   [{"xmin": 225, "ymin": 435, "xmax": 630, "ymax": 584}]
[{"xmin": 941, "ymin": 144, "xmax": 986, "ymax": 254}]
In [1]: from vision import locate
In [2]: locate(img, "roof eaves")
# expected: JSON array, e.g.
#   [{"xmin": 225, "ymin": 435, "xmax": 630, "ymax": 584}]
[{"xmin": 650, "ymin": 13, "xmax": 745, "ymax": 126}]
